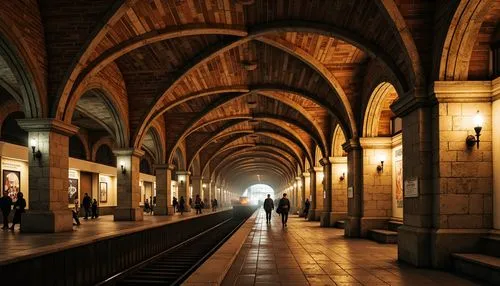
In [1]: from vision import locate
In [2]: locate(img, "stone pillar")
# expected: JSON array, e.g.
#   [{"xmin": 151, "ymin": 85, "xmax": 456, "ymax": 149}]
[
  {"xmin": 313, "ymin": 166, "xmax": 324, "ymax": 221},
  {"xmin": 211, "ymin": 181, "xmax": 217, "ymax": 201},
  {"xmin": 359, "ymin": 137, "xmax": 392, "ymax": 237},
  {"xmin": 343, "ymin": 138, "xmax": 363, "ymax": 237},
  {"xmin": 177, "ymin": 171, "xmax": 191, "ymax": 211},
  {"xmin": 203, "ymin": 179, "xmax": 212, "ymax": 205},
  {"xmin": 307, "ymin": 168, "xmax": 316, "ymax": 220},
  {"xmin": 17, "ymin": 119, "xmax": 78, "ymax": 232},
  {"xmin": 154, "ymin": 164, "xmax": 174, "ymax": 215},
  {"xmin": 395, "ymin": 82, "xmax": 494, "ymax": 268},
  {"xmin": 298, "ymin": 175, "xmax": 306, "ymax": 217},
  {"xmin": 191, "ymin": 176, "xmax": 202, "ymax": 199},
  {"xmin": 113, "ymin": 148, "xmax": 144, "ymax": 221},
  {"xmin": 331, "ymin": 156, "xmax": 348, "ymax": 224},
  {"xmin": 320, "ymin": 158, "xmax": 333, "ymax": 227}
]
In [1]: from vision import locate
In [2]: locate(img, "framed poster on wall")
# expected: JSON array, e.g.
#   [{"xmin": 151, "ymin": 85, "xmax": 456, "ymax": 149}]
[
  {"xmin": 99, "ymin": 182, "xmax": 108, "ymax": 203},
  {"xmin": 68, "ymin": 178, "xmax": 79, "ymax": 204},
  {"xmin": 3, "ymin": 170, "xmax": 20, "ymax": 202}
]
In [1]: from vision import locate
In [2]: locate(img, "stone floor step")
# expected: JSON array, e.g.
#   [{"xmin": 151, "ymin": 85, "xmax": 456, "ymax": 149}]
[
  {"xmin": 388, "ymin": 220, "xmax": 403, "ymax": 232},
  {"xmin": 334, "ymin": 220, "xmax": 345, "ymax": 229},
  {"xmin": 480, "ymin": 233, "xmax": 500, "ymax": 258},
  {"xmin": 368, "ymin": 229, "xmax": 398, "ymax": 244},
  {"xmin": 452, "ymin": 253, "xmax": 500, "ymax": 285}
]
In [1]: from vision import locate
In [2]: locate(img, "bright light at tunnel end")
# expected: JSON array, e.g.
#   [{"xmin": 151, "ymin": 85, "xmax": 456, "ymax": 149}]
[{"xmin": 242, "ymin": 183, "xmax": 275, "ymax": 205}]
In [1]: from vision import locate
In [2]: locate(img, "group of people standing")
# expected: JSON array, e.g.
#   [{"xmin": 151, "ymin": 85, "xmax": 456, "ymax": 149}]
[
  {"xmin": 0, "ymin": 190, "xmax": 26, "ymax": 230},
  {"xmin": 172, "ymin": 195, "xmax": 218, "ymax": 215},
  {"xmin": 72, "ymin": 193, "xmax": 99, "ymax": 225}
]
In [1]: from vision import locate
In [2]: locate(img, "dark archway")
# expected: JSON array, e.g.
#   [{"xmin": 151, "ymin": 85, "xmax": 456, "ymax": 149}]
[
  {"xmin": 69, "ymin": 135, "xmax": 87, "ymax": 160},
  {"xmin": 1, "ymin": 111, "xmax": 27, "ymax": 146},
  {"xmin": 95, "ymin": 144, "xmax": 116, "ymax": 167}
]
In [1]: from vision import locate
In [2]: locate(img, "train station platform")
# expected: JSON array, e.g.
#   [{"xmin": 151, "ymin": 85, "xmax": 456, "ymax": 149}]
[
  {"xmin": 220, "ymin": 209, "xmax": 481, "ymax": 286},
  {"xmin": 0, "ymin": 208, "xmax": 231, "ymax": 266}
]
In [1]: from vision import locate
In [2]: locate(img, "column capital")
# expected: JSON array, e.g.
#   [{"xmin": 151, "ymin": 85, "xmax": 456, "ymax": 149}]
[
  {"xmin": 391, "ymin": 88, "xmax": 429, "ymax": 117},
  {"xmin": 308, "ymin": 167, "xmax": 316, "ymax": 174},
  {"xmin": 113, "ymin": 148, "xmax": 145, "ymax": 158},
  {"xmin": 202, "ymin": 178, "xmax": 212, "ymax": 184},
  {"xmin": 302, "ymin": 172, "xmax": 310, "ymax": 177},
  {"xmin": 331, "ymin": 156, "xmax": 347, "ymax": 164},
  {"xmin": 342, "ymin": 138, "xmax": 361, "ymax": 152},
  {"xmin": 313, "ymin": 166, "xmax": 323, "ymax": 172},
  {"xmin": 191, "ymin": 175, "xmax": 203, "ymax": 180},
  {"xmin": 17, "ymin": 118, "xmax": 79, "ymax": 136},
  {"xmin": 432, "ymin": 80, "xmax": 493, "ymax": 103},
  {"xmin": 295, "ymin": 176, "xmax": 302, "ymax": 181},
  {"xmin": 320, "ymin": 157, "xmax": 337, "ymax": 166},
  {"xmin": 176, "ymin": 170, "xmax": 191, "ymax": 176},
  {"xmin": 154, "ymin": 164, "xmax": 175, "ymax": 170},
  {"xmin": 359, "ymin": 137, "xmax": 392, "ymax": 149}
]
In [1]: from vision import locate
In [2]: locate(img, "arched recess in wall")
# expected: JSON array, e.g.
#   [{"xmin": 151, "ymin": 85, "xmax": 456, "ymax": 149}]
[
  {"xmin": 332, "ymin": 125, "xmax": 347, "ymax": 157},
  {"xmin": 142, "ymin": 126, "xmax": 165, "ymax": 165},
  {"xmin": 304, "ymin": 157, "xmax": 311, "ymax": 173},
  {"xmin": 0, "ymin": 30, "xmax": 44, "ymax": 118},
  {"xmin": 363, "ymin": 82, "xmax": 399, "ymax": 137},
  {"xmin": 69, "ymin": 135, "xmax": 88, "ymax": 160},
  {"xmin": 140, "ymin": 158, "xmax": 152, "ymax": 175},
  {"xmin": 0, "ymin": 111, "xmax": 27, "ymax": 146},
  {"xmin": 95, "ymin": 144, "xmax": 116, "ymax": 167}
]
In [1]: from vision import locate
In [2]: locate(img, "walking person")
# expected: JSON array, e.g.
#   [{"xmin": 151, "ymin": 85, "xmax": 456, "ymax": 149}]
[
  {"xmin": 194, "ymin": 194, "xmax": 202, "ymax": 215},
  {"xmin": 82, "ymin": 193, "xmax": 91, "ymax": 219},
  {"xmin": 263, "ymin": 194, "xmax": 274, "ymax": 224},
  {"xmin": 278, "ymin": 193, "xmax": 291, "ymax": 228},
  {"xmin": 172, "ymin": 197, "xmax": 178, "ymax": 213},
  {"xmin": 212, "ymin": 198, "xmax": 218, "ymax": 211},
  {"xmin": 179, "ymin": 196, "xmax": 186, "ymax": 215},
  {"xmin": 303, "ymin": 198, "xmax": 311, "ymax": 219},
  {"xmin": 10, "ymin": 192, "xmax": 25, "ymax": 231},
  {"xmin": 0, "ymin": 190, "xmax": 12, "ymax": 229},
  {"xmin": 72, "ymin": 199, "xmax": 81, "ymax": 226},
  {"xmin": 91, "ymin": 199, "xmax": 98, "ymax": 219}
]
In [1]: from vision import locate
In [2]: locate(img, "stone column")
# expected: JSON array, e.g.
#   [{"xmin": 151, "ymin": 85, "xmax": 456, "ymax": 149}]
[
  {"xmin": 320, "ymin": 158, "xmax": 333, "ymax": 227},
  {"xmin": 307, "ymin": 168, "xmax": 316, "ymax": 220},
  {"xmin": 177, "ymin": 171, "xmax": 191, "ymax": 211},
  {"xmin": 113, "ymin": 148, "xmax": 144, "ymax": 221},
  {"xmin": 154, "ymin": 164, "xmax": 174, "ymax": 215},
  {"xmin": 331, "ymin": 156, "xmax": 348, "ymax": 224},
  {"xmin": 17, "ymin": 119, "xmax": 78, "ymax": 232},
  {"xmin": 359, "ymin": 137, "xmax": 392, "ymax": 237},
  {"xmin": 211, "ymin": 181, "xmax": 217, "ymax": 201},
  {"xmin": 313, "ymin": 166, "xmax": 324, "ymax": 221},
  {"xmin": 191, "ymin": 176, "xmax": 202, "ymax": 199},
  {"xmin": 299, "ymin": 175, "xmax": 306, "ymax": 217},
  {"xmin": 203, "ymin": 179, "xmax": 212, "ymax": 205},
  {"xmin": 343, "ymin": 138, "xmax": 363, "ymax": 237}
]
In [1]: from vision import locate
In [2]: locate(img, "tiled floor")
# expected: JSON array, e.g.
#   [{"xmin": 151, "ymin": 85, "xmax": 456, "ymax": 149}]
[
  {"xmin": 0, "ymin": 207, "xmax": 228, "ymax": 265},
  {"xmin": 222, "ymin": 209, "xmax": 482, "ymax": 286}
]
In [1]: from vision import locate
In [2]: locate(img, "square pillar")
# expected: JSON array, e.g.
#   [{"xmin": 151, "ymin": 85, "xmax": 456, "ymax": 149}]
[
  {"xmin": 113, "ymin": 149, "xmax": 144, "ymax": 221},
  {"xmin": 203, "ymin": 179, "xmax": 212, "ymax": 206},
  {"xmin": 177, "ymin": 171, "xmax": 191, "ymax": 210},
  {"xmin": 191, "ymin": 175, "xmax": 203, "ymax": 199},
  {"xmin": 311, "ymin": 166, "xmax": 324, "ymax": 221},
  {"xmin": 154, "ymin": 164, "xmax": 174, "ymax": 215},
  {"xmin": 320, "ymin": 158, "xmax": 333, "ymax": 227},
  {"xmin": 17, "ymin": 119, "xmax": 78, "ymax": 233},
  {"xmin": 343, "ymin": 138, "xmax": 363, "ymax": 237},
  {"xmin": 331, "ymin": 156, "xmax": 348, "ymax": 224},
  {"xmin": 358, "ymin": 137, "xmax": 393, "ymax": 237},
  {"xmin": 307, "ymin": 168, "xmax": 316, "ymax": 220}
]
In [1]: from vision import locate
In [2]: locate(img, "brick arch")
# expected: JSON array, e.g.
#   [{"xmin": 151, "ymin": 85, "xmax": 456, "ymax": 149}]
[
  {"xmin": 173, "ymin": 147, "xmax": 186, "ymax": 171},
  {"xmin": 362, "ymin": 82, "xmax": 398, "ymax": 137},
  {"xmin": 438, "ymin": 0, "xmax": 495, "ymax": 80},
  {"xmin": 331, "ymin": 125, "xmax": 347, "ymax": 158},
  {"xmin": 71, "ymin": 132, "xmax": 91, "ymax": 161},
  {"xmin": 314, "ymin": 145, "xmax": 323, "ymax": 167}
]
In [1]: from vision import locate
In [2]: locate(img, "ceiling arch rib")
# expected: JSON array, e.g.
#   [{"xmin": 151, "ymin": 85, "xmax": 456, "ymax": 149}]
[{"xmin": 216, "ymin": 159, "xmax": 293, "ymax": 187}]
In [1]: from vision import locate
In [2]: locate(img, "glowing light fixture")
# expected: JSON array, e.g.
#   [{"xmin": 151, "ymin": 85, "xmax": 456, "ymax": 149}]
[
  {"xmin": 30, "ymin": 138, "xmax": 42, "ymax": 160},
  {"xmin": 376, "ymin": 153, "xmax": 386, "ymax": 173},
  {"xmin": 466, "ymin": 110, "xmax": 484, "ymax": 149}
]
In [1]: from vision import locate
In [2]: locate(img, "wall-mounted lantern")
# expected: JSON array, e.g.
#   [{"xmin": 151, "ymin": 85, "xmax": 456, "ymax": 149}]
[
  {"xmin": 466, "ymin": 110, "xmax": 484, "ymax": 149},
  {"xmin": 30, "ymin": 138, "xmax": 42, "ymax": 160},
  {"xmin": 376, "ymin": 154, "xmax": 386, "ymax": 173},
  {"xmin": 339, "ymin": 172, "xmax": 345, "ymax": 182},
  {"xmin": 120, "ymin": 161, "xmax": 126, "ymax": 174}
]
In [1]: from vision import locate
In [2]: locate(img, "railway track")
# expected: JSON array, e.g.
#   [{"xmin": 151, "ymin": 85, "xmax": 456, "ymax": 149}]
[{"xmin": 96, "ymin": 216, "xmax": 247, "ymax": 286}]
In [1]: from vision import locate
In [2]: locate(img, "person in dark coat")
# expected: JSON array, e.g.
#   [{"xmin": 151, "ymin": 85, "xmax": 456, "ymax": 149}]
[
  {"xmin": 263, "ymin": 194, "xmax": 274, "ymax": 224},
  {"xmin": 277, "ymin": 193, "xmax": 291, "ymax": 228},
  {"xmin": 179, "ymin": 196, "xmax": 186, "ymax": 215},
  {"xmin": 212, "ymin": 198, "xmax": 218, "ymax": 211},
  {"xmin": 91, "ymin": 199, "xmax": 98, "ymax": 219},
  {"xmin": 194, "ymin": 194, "xmax": 202, "ymax": 214},
  {"xmin": 0, "ymin": 190, "xmax": 12, "ymax": 229},
  {"xmin": 10, "ymin": 192, "xmax": 26, "ymax": 231},
  {"xmin": 82, "ymin": 193, "xmax": 91, "ymax": 219},
  {"xmin": 303, "ymin": 198, "xmax": 311, "ymax": 219},
  {"xmin": 172, "ymin": 197, "xmax": 178, "ymax": 213}
]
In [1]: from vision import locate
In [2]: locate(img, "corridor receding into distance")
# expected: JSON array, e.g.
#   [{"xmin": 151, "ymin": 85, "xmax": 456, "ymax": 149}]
[{"xmin": 0, "ymin": 0, "xmax": 499, "ymax": 285}]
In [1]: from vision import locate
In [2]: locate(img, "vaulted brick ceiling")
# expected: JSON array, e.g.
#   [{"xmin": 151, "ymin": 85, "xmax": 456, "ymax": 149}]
[{"xmin": 4, "ymin": 0, "xmax": 490, "ymax": 192}]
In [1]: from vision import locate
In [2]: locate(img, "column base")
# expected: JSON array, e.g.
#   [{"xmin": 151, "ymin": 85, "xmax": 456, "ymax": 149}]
[
  {"xmin": 21, "ymin": 210, "xmax": 73, "ymax": 233},
  {"xmin": 344, "ymin": 216, "xmax": 361, "ymax": 237},
  {"xmin": 154, "ymin": 205, "xmax": 169, "ymax": 216},
  {"xmin": 360, "ymin": 217, "xmax": 389, "ymax": 237},
  {"xmin": 307, "ymin": 209, "xmax": 321, "ymax": 221},
  {"xmin": 320, "ymin": 212, "xmax": 331, "ymax": 227},
  {"xmin": 114, "ymin": 207, "xmax": 144, "ymax": 221}
]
